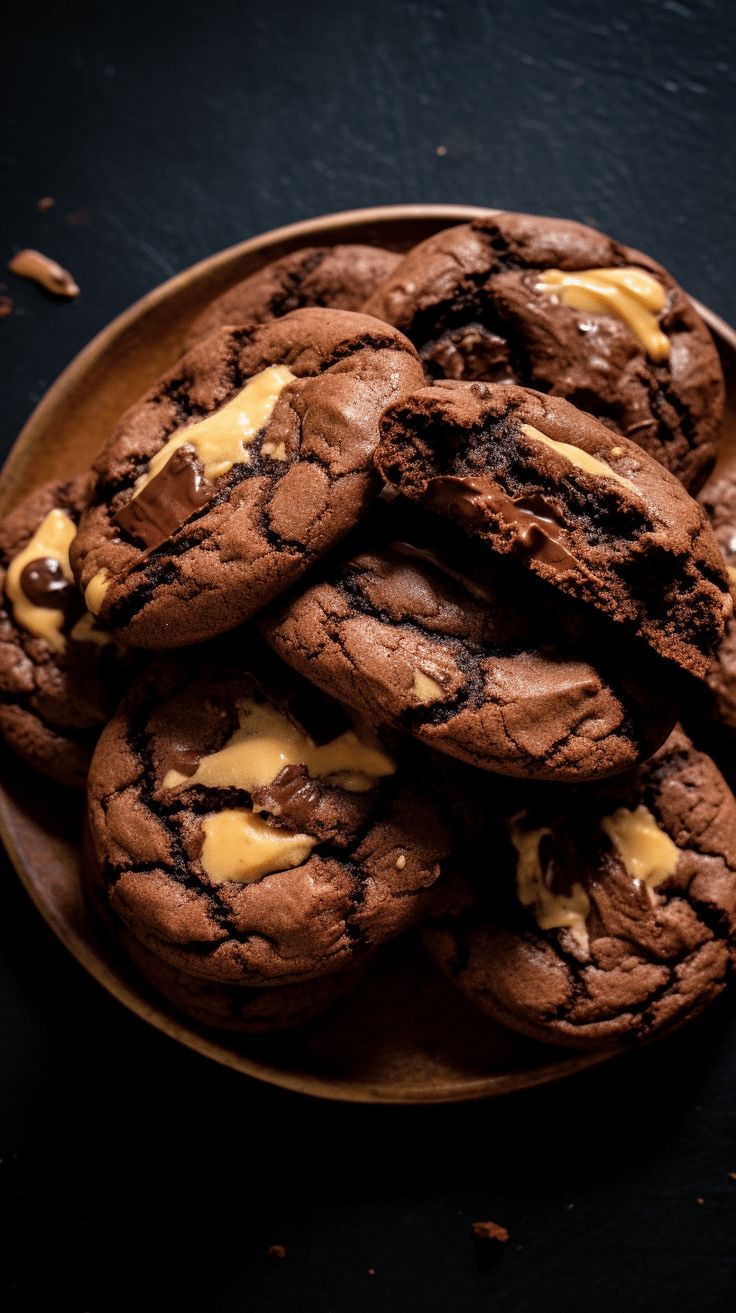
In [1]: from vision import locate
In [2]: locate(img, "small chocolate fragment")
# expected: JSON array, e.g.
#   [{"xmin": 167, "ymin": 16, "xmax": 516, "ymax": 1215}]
[
  {"xmin": 36, "ymin": 196, "xmax": 56, "ymax": 212},
  {"xmin": 0, "ymin": 295, "xmax": 13, "ymax": 318},
  {"xmin": 266, "ymin": 1244, "xmax": 286, "ymax": 1262},
  {"xmin": 8, "ymin": 249, "xmax": 79, "ymax": 298},
  {"xmin": 115, "ymin": 446, "xmax": 210, "ymax": 549}
]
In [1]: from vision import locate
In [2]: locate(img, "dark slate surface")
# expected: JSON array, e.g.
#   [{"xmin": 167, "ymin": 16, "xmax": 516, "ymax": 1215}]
[{"xmin": 1, "ymin": 1, "xmax": 735, "ymax": 1309}]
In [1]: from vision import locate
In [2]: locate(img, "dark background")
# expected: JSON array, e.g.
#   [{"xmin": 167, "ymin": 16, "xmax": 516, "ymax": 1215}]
[{"xmin": 1, "ymin": 1, "xmax": 735, "ymax": 1309}]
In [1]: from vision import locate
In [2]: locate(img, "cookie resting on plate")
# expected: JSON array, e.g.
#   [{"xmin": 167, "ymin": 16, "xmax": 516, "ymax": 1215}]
[
  {"xmin": 71, "ymin": 308, "xmax": 424, "ymax": 648},
  {"xmin": 694, "ymin": 469, "xmax": 736, "ymax": 740},
  {"xmin": 374, "ymin": 380, "xmax": 731, "ymax": 678},
  {"xmin": 186, "ymin": 243, "xmax": 400, "ymax": 347},
  {"xmin": 0, "ymin": 477, "xmax": 129, "ymax": 788},
  {"xmin": 364, "ymin": 211, "xmax": 724, "ymax": 490},
  {"xmin": 86, "ymin": 641, "xmax": 452, "ymax": 986},
  {"xmin": 422, "ymin": 728, "xmax": 736, "ymax": 1050},
  {"xmin": 262, "ymin": 530, "xmax": 681, "ymax": 781}
]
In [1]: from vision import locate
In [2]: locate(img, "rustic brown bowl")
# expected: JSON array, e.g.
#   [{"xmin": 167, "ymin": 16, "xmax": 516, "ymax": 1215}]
[{"xmin": 2, "ymin": 204, "xmax": 734, "ymax": 1103}]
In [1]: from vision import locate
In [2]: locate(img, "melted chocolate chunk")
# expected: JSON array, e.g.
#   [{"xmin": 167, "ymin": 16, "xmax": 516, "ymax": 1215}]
[
  {"xmin": 20, "ymin": 556, "xmax": 83, "ymax": 623},
  {"xmin": 537, "ymin": 828, "xmax": 585, "ymax": 899},
  {"xmin": 426, "ymin": 476, "xmax": 576, "ymax": 569},
  {"xmin": 115, "ymin": 446, "xmax": 210, "ymax": 550},
  {"xmin": 252, "ymin": 763, "xmax": 323, "ymax": 830},
  {"xmin": 160, "ymin": 743, "xmax": 201, "ymax": 782}
]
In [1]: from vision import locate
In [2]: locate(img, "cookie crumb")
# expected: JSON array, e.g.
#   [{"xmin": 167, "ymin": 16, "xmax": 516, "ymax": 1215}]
[
  {"xmin": 436, "ymin": 144, "xmax": 448, "ymax": 156},
  {"xmin": 695, "ymin": 1197, "xmax": 704, "ymax": 1205},
  {"xmin": 729, "ymin": 1172, "xmax": 736, "ymax": 1182},
  {"xmin": 472, "ymin": 1218, "xmax": 509, "ymax": 1239},
  {"xmin": 267, "ymin": 1243, "xmax": 286, "ymax": 1262},
  {"xmin": 8, "ymin": 249, "xmax": 79, "ymax": 298},
  {"xmin": 395, "ymin": 854, "xmax": 406, "ymax": 870},
  {"xmin": 36, "ymin": 196, "xmax": 55, "ymax": 212},
  {"xmin": 367, "ymin": 1268, "xmax": 376, "ymax": 1276},
  {"xmin": 0, "ymin": 295, "xmax": 13, "ymax": 318}
]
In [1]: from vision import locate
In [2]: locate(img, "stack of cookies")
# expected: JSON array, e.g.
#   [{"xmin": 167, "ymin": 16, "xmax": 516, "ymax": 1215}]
[{"xmin": 2, "ymin": 213, "xmax": 736, "ymax": 1051}]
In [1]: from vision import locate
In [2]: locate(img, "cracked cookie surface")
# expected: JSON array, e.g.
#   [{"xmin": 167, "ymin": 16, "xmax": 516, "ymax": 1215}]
[
  {"xmin": 375, "ymin": 380, "xmax": 731, "ymax": 678},
  {"xmin": 262, "ymin": 529, "xmax": 681, "ymax": 781},
  {"xmin": 117, "ymin": 922, "xmax": 370, "ymax": 1031},
  {"xmin": 0, "ymin": 478, "xmax": 130, "ymax": 788},
  {"xmin": 71, "ymin": 308, "xmax": 424, "ymax": 648},
  {"xmin": 363, "ymin": 212, "xmax": 724, "ymax": 490},
  {"xmin": 86, "ymin": 640, "xmax": 451, "ymax": 986},
  {"xmin": 422, "ymin": 727, "xmax": 736, "ymax": 1050},
  {"xmin": 694, "ymin": 469, "xmax": 736, "ymax": 738},
  {"xmin": 186, "ymin": 244, "xmax": 400, "ymax": 348}
]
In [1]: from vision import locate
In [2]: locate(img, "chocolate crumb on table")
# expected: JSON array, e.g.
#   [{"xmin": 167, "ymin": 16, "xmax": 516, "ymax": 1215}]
[
  {"xmin": 472, "ymin": 1220, "xmax": 509, "ymax": 1243},
  {"xmin": 36, "ymin": 196, "xmax": 55, "ymax": 212},
  {"xmin": 472, "ymin": 1220, "xmax": 510, "ymax": 1263},
  {"xmin": 0, "ymin": 295, "xmax": 13, "ymax": 318},
  {"xmin": 7, "ymin": 249, "xmax": 79, "ymax": 298},
  {"xmin": 267, "ymin": 1244, "xmax": 286, "ymax": 1262}
]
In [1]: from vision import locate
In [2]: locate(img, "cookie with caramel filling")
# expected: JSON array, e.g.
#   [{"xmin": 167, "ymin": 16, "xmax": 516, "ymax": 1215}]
[
  {"xmin": 86, "ymin": 640, "xmax": 451, "ymax": 986},
  {"xmin": 0, "ymin": 478, "xmax": 129, "ymax": 788},
  {"xmin": 422, "ymin": 727, "xmax": 736, "ymax": 1050},
  {"xmin": 374, "ymin": 381, "xmax": 731, "ymax": 678},
  {"xmin": 688, "ymin": 468, "xmax": 736, "ymax": 746},
  {"xmin": 364, "ymin": 212, "xmax": 723, "ymax": 489},
  {"xmin": 71, "ymin": 308, "xmax": 423, "ymax": 648}
]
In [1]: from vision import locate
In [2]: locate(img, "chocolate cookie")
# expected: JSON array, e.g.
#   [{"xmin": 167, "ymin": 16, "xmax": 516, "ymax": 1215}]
[
  {"xmin": 262, "ymin": 531, "xmax": 680, "ymax": 781},
  {"xmin": 87, "ymin": 641, "xmax": 451, "ymax": 986},
  {"xmin": 375, "ymin": 380, "xmax": 731, "ymax": 677},
  {"xmin": 0, "ymin": 478, "xmax": 128, "ymax": 788},
  {"xmin": 71, "ymin": 309, "xmax": 424, "ymax": 648},
  {"xmin": 187, "ymin": 244, "xmax": 400, "ymax": 347},
  {"xmin": 695, "ymin": 470, "xmax": 736, "ymax": 737},
  {"xmin": 364, "ymin": 212, "xmax": 724, "ymax": 489},
  {"xmin": 118, "ymin": 925, "xmax": 370, "ymax": 1032},
  {"xmin": 422, "ymin": 728, "xmax": 736, "ymax": 1050}
]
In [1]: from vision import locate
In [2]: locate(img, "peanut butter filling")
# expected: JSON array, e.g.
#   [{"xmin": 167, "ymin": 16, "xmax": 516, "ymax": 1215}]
[
  {"xmin": 5, "ymin": 509, "xmax": 77, "ymax": 652},
  {"xmin": 164, "ymin": 699, "xmax": 396, "ymax": 884},
  {"xmin": 68, "ymin": 612, "xmax": 115, "ymax": 647},
  {"xmin": 600, "ymin": 803, "xmax": 679, "ymax": 889},
  {"xmin": 520, "ymin": 423, "xmax": 637, "ymax": 492},
  {"xmin": 200, "ymin": 809, "xmax": 316, "ymax": 884},
  {"xmin": 132, "ymin": 364, "xmax": 296, "ymax": 499},
  {"xmin": 537, "ymin": 266, "xmax": 670, "ymax": 361},
  {"xmin": 84, "ymin": 568, "xmax": 111, "ymax": 616},
  {"xmin": 510, "ymin": 818, "xmax": 591, "ymax": 950},
  {"xmin": 413, "ymin": 670, "xmax": 445, "ymax": 704},
  {"xmin": 163, "ymin": 699, "xmax": 396, "ymax": 795}
]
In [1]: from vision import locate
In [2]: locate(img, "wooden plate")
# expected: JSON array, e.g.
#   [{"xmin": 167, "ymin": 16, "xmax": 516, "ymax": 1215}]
[{"xmin": 2, "ymin": 204, "xmax": 734, "ymax": 1103}]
